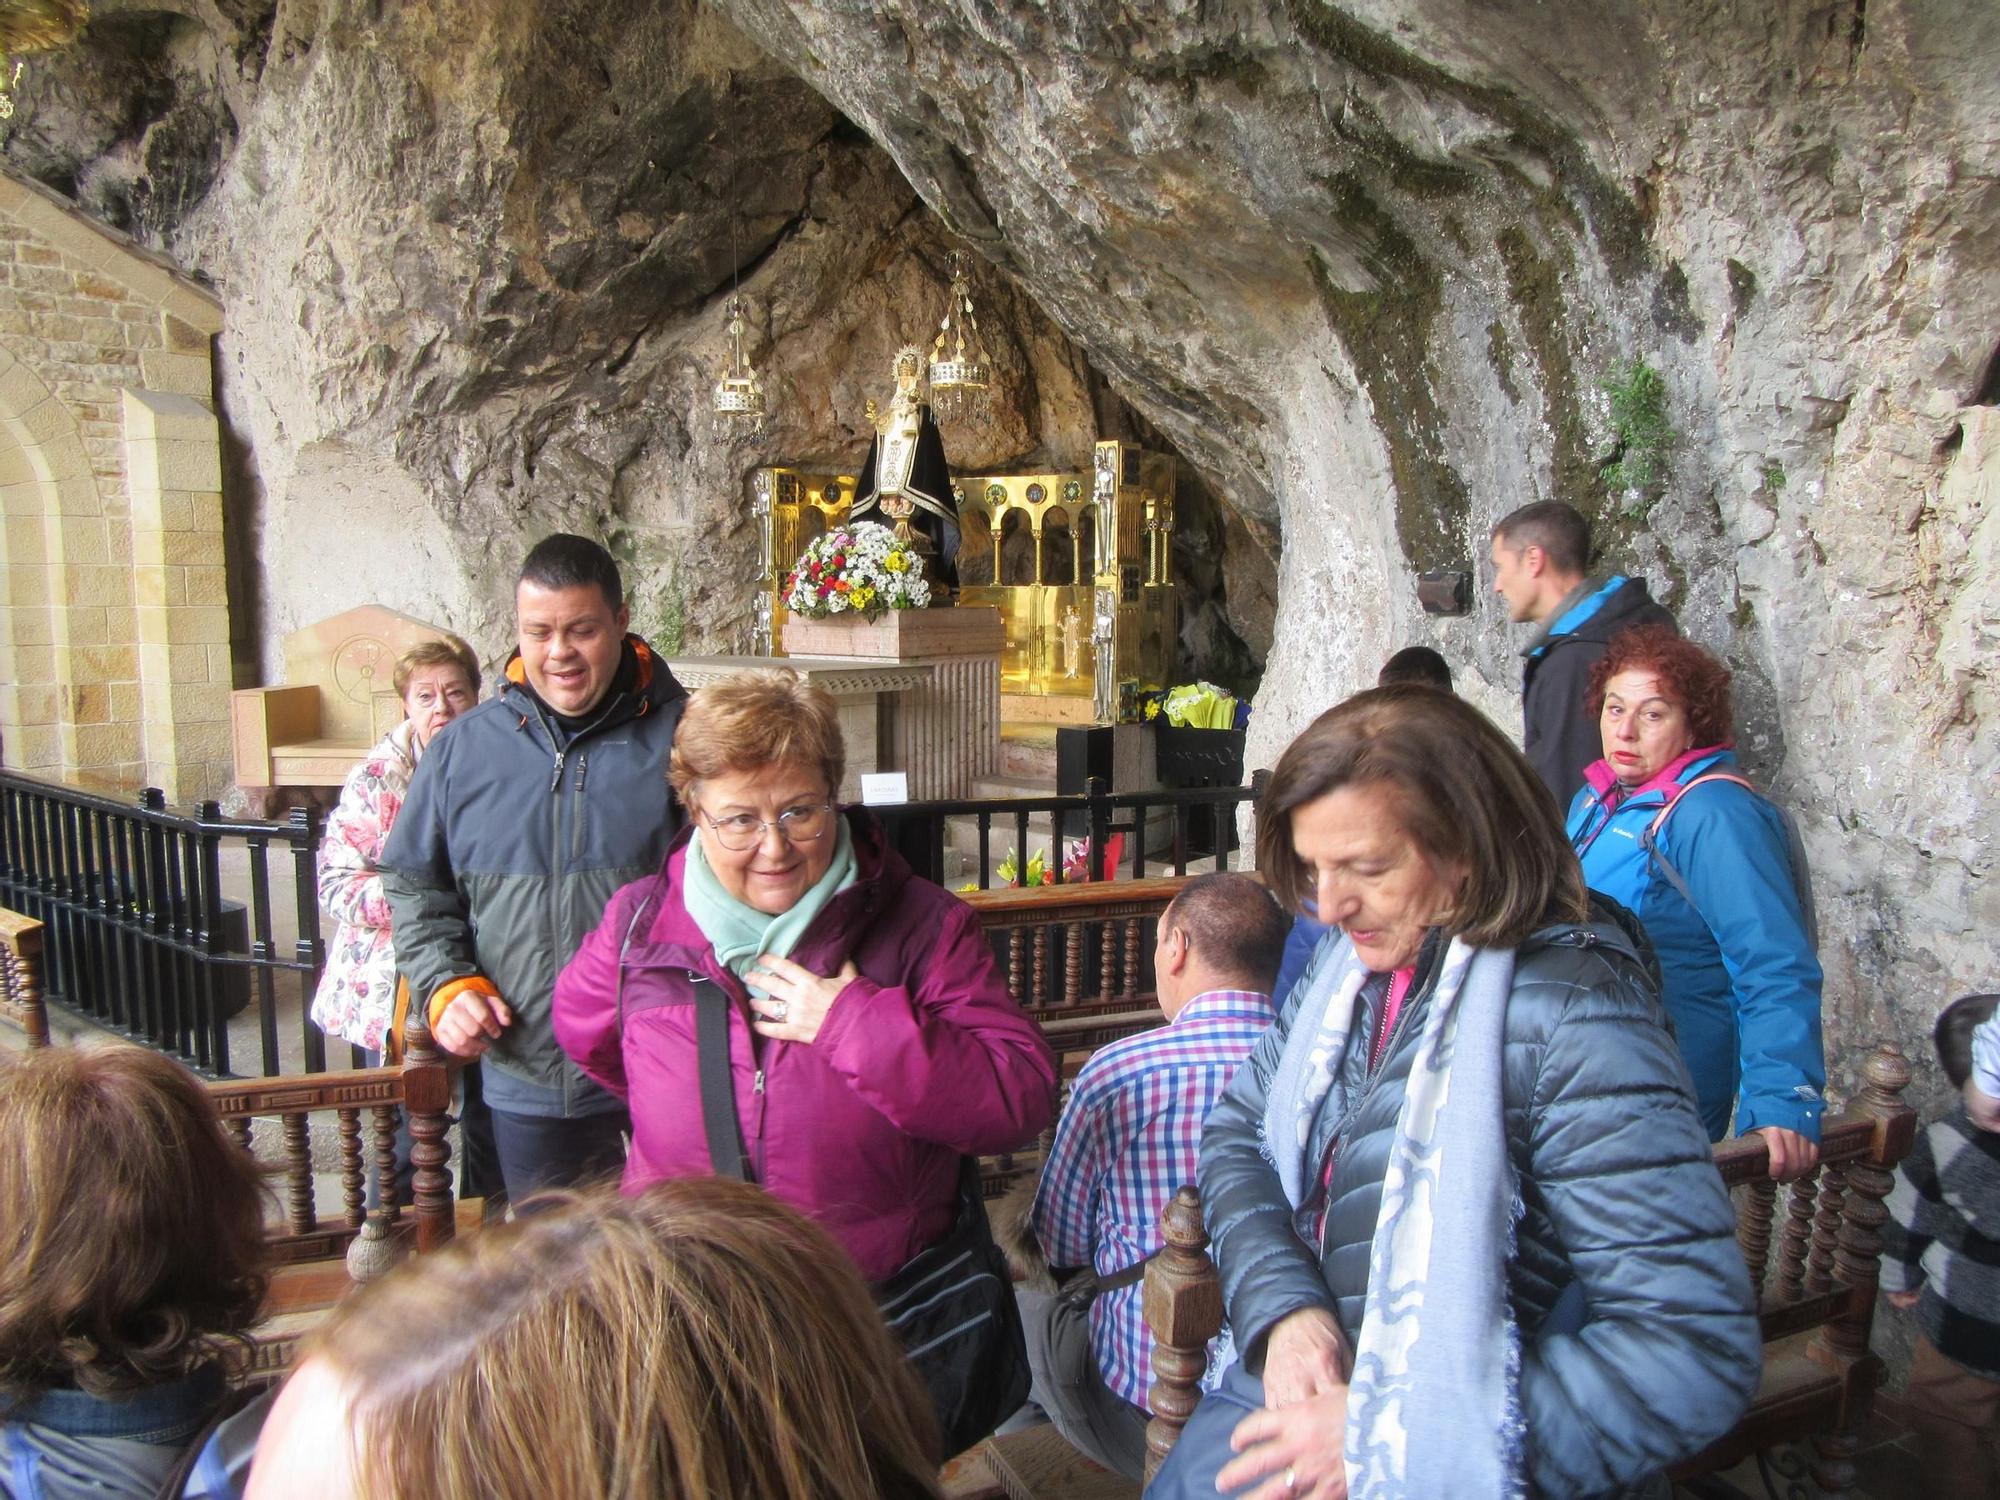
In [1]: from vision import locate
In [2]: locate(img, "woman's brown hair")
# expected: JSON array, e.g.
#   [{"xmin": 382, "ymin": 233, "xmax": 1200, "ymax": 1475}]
[
  {"xmin": 0, "ymin": 1044, "xmax": 270, "ymax": 1405},
  {"xmin": 668, "ymin": 668, "xmax": 846, "ymax": 812},
  {"xmin": 1585, "ymin": 623, "xmax": 1734, "ymax": 745},
  {"xmin": 312, "ymin": 1179, "xmax": 942, "ymax": 1500},
  {"xmin": 1256, "ymin": 684, "xmax": 1588, "ymax": 949}
]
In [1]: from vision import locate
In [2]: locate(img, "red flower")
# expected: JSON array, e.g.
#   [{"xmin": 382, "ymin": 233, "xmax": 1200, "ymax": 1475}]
[{"xmin": 818, "ymin": 583, "xmax": 832, "ymax": 597}]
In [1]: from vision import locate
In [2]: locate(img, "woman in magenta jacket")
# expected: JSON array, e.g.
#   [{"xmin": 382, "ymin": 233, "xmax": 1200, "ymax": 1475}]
[{"xmin": 552, "ymin": 668, "xmax": 1057, "ymax": 1285}]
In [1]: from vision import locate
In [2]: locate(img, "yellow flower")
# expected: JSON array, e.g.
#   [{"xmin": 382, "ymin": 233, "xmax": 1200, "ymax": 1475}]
[
  {"xmin": 852, "ymin": 585, "xmax": 875, "ymax": 608},
  {"xmin": 883, "ymin": 551, "xmax": 907, "ymax": 572}
]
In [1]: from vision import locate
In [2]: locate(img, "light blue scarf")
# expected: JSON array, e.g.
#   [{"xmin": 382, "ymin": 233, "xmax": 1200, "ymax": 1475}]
[
  {"xmin": 683, "ymin": 819, "xmax": 857, "ymax": 998},
  {"xmin": 1260, "ymin": 929, "xmax": 1525, "ymax": 1499}
]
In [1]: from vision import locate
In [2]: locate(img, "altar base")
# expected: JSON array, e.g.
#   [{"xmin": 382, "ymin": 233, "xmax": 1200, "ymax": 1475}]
[{"xmin": 777, "ymin": 607, "xmax": 1002, "ymax": 799}]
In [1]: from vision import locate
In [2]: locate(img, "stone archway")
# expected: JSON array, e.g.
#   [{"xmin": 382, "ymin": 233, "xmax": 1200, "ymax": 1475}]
[{"xmin": 0, "ymin": 342, "xmax": 101, "ymax": 779}]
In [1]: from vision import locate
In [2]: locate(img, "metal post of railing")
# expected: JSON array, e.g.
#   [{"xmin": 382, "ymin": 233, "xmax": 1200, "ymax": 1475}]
[
  {"xmin": 139, "ymin": 789, "xmax": 174, "ymax": 1053},
  {"xmin": 194, "ymin": 802, "xmax": 230, "ymax": 1076},
  {"xmin": 289, "ymin": 805, "xmax": 326, "ymax": 1074},
  {"xmin": 1087, "ymin": 777, "xmax": 1110, "ymax": 882},
  {"xmin": 245, "ymin": 830, "xmax": 281, "ymax": 1077}
]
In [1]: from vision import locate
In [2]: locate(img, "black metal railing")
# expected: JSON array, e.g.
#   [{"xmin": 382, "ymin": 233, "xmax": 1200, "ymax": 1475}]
[
  {"xmin": 2, "ymin": 764, "xmax": 1268, "ymax": 1078},
  {"xmin": 0, "ymin": 769, "xmax": 336, "ymax": 1079},
  {"xmin": 875, "ymin": 772, "xmax": 1269, "ymax": 889}
]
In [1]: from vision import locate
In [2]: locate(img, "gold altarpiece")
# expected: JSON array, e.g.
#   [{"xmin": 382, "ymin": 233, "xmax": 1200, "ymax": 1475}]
[{"xmin": 751, "ymin": 440, "xmax": 1178, "ymax": 724}]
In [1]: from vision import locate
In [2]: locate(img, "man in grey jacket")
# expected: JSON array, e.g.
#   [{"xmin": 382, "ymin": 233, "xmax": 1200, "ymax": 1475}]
[{"xmin": 382, "ymin": 534, "xmax": 688, "ymax": 1198}]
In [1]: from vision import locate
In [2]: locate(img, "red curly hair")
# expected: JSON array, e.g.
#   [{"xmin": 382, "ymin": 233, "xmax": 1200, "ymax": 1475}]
[{"xmin": 1586, "ymin": 624, "xmax": 1734, "ymax": 746}]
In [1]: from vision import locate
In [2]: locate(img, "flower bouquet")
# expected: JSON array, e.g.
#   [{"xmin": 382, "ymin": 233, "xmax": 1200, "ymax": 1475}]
[{"xmin": 784, "ymin": 522, "xmax": 931, "ymax": 620}]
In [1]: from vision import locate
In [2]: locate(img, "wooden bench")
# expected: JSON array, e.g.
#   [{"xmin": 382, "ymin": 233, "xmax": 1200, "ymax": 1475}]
[{"xmin": 1133, "ymin": 1042, "xmax": 1919, "ymax": 1494}]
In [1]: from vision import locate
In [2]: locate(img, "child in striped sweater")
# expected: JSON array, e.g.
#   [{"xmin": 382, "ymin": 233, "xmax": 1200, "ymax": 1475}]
[{"xmin": 1881, "ymin": 993, "xmax": 2000, "ymax": 1500}]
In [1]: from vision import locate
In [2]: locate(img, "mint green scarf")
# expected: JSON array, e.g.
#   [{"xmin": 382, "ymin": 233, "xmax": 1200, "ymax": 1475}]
[{"xmin": 684, "ymin": 818, "xmax": 858, "ymax": 997}]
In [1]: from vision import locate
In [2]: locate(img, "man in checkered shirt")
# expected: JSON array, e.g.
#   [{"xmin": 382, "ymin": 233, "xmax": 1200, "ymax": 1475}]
[{"xmin": 1025, "ymin": 873, "xmax": 1287, "ymax": 1479}]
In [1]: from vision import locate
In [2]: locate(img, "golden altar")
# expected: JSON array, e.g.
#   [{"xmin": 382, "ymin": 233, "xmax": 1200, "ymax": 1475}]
[{"xmin": 751, "ymin": 440, "xmax": 1178, "ymax": 725}]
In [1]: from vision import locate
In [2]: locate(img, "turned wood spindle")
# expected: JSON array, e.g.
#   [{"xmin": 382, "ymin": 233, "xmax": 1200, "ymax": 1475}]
[
  {"xmin": 1122, "ymin": 918, "xmax": 1140, "ymax": 1000},
  {"xmin": 1064, "ymin": 921, "xmax": 1084, "ymax": 1006},
  {"xmin": 1144, "ymin": 1186, "xmax": 1225, "ymax": 1483},
  {"xmin": 1099, "ymin": 915, "xmax": 1116, "ymax": 1002},
  {"xmin": 282, "ymin": 1109, "xmax": 315, "ymax": 1236},
  {"xmin": 402, "ymin": 1002, "xmax": 457, "ymax": 1252},
  {"xmin": 225, "ymin": 1115, "xmax": 253, "ymax": 1155},
  {"xmin": 1808, "ymin": 1165, "xmax": 1846, "ymax": 1296},
  {"xmin": 1032, "ymin": 927, "xmax": 1049, "ymax": 1008},
  {"xmin": 372, "ymin": 1104, "xmax": 401, "ymax": 1219},
  {"xmin": 1778, "ymin": 1172, "xmax": 1819, "ymax": 1303},
  {"xmin": 337, "ymin": 1107, "xmax": 364, "ymax": 1230},
  {"xmin": 1008, "ymin": 928, "xmax": 1025, "ymax": 1006},
  {"xmin": 1736, "ymin": 1178, "xmax": 1777, "ymax": 1297}
]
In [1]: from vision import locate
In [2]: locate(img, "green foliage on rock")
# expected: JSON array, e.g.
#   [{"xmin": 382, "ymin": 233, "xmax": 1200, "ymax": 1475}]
[{"xmin": 1599, "ymin": 359, "xmax": 1673, "ymax": 512}]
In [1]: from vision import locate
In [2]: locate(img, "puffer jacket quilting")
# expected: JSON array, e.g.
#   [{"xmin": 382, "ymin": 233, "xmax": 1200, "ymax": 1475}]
[{"xmin": 1198, "ymin": 912, "xmax": 1760, "ymax": 1497}]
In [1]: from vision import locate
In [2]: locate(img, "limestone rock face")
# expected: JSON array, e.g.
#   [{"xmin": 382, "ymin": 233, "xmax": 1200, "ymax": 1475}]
[
  {"xmin": 4, "ymin": 0, "xmax": 1995, "ymax": 1104},
  {"xmin": 7, "ymin": 0, "xmax": 1256, "ymax": 678},
  {"xmin": 708, "ymin": 0, "xmax": 2000, "ymax": 1100}
]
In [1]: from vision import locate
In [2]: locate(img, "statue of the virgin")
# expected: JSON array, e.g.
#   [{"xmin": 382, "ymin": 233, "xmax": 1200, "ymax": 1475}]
[{"xmin": 852, "ymin": 344, "xmax": 960, "ymax": 595}]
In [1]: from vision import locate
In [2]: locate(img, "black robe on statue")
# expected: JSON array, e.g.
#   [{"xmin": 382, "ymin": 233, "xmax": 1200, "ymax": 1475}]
[{"xmin": 852, "ymin": 405, "xmax": 960, "ymax": 593}]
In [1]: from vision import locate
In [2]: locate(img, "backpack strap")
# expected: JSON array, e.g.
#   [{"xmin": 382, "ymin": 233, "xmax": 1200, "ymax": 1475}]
[
  {"xmin": 1639, "ymin": 772, "xmax": 1760, "ymax": 911},
  {"xmin": 695, "ymin": 979, "xmax": 753, "ymax": 1183}
]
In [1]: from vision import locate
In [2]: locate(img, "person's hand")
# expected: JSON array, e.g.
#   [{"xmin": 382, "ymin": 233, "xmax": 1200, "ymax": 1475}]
[
  {"xmin": 1886, "ymin": 1289, "xmax": 1921, "ymax": 1311},
  {"xmin": 1753, "ymin": 1125, "xmax": 1820, "ymax": 1183},
  {"xmin": 1261, "ymin": 1306, "xmax": 1350, "ymax": 1409},
  {"xmin": 1964, "ymin": 1080, "xmax": 2000, "ymax": 1133},
  {"xmin": 434, "ymin": 990, "xmax": 512, "ymax": 1059},
  {"xmin": 747, "ymin": 955, "xmax": 859, "ymax": 1045},
  {"xmin": 1217, "ymin": 1386, "xmax": 1350, "ymax": 1499}
]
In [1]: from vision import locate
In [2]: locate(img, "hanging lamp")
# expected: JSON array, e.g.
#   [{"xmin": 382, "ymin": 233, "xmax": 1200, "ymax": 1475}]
[{"xmin": 927, "ymin": 249, "xmax": 993, "ymax": 427}]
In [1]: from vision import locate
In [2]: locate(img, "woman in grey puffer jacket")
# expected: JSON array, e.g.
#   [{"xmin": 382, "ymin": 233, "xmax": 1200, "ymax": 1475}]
[{"xmin": 1149, "ymin": 687, "xmax": 1759, "ymax": 1500}]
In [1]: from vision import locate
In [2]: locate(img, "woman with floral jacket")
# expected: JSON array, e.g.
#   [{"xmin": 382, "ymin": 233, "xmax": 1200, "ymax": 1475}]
[{"xmin": 310, "ymin": 637, "xmax": 479, "ymax": 1057}]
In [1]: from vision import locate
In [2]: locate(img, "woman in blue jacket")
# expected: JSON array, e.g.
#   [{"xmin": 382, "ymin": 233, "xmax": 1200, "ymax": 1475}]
[{"xmin": 1567, "ymin": 624, "xmax": 1825, "ymax": 1180}]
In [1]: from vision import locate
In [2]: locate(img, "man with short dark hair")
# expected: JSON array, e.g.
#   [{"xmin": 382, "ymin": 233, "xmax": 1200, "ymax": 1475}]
[
  {"xmin": 382, "ymin": 534, "xmax": 689, "ymax": 1198},
  {"xmin": 1023, "ymin": 873, "xmax": 1286, "ymax": 1479},
  {"xmin": 1490, "ymin": 500, "xmax": 1676, "ymax": 805}
]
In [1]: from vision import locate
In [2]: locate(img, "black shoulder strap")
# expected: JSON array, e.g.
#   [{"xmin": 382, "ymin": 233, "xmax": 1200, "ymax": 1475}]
[{"xmin": 695, "ymin": 983, "xmax": 753, "ymax": 1182}]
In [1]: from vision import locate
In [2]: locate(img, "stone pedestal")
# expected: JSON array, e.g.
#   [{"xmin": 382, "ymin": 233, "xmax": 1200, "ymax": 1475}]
[
  {"xmin": 665, "ymin": 656, "xmax": 930, "ymax": 804},
  {"xmin": 774, "ymin": 607, "xmax": 1002, "ymax": 798}
]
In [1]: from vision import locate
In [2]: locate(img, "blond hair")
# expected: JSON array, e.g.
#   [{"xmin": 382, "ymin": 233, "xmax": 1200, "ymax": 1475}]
[
  {"xmin": 668, "ymin": 668, "xmax": 845, "ymax": 813},
  {"xmin": 0, "ymin": 1044, "xmax": 269, "ymax": 1403},
  {"xmin": 392, "ymin": 634, "xmax": 481, "ymax": 699},
  {"xmin": 312, "ymin": 1180, "xmax": 942, "ymax": 1500},
  {"xmin": 1257, "ymin": 685, "xmax": 1588, "ymax": 948}
]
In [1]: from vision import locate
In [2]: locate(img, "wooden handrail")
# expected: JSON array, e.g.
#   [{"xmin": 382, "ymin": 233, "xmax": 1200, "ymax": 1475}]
[{"xmin": 958, "ymin": 876, "xmax": 1192, "ymax": 922}]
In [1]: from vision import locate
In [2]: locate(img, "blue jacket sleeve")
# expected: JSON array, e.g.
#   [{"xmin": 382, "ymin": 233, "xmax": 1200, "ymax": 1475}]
[
  {"xmin": 1669, "ymin": 787, "xmax": 1826, "ymax": 1138},
  {"xmin": 1270, "ymin": 915, "xmax": 1328, "ymax": 1015}
]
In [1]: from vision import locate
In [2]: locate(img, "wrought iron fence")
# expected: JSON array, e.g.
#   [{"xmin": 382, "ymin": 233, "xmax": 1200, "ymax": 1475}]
[
  {"xmin": 875, "ymin": 772, "xmax": 1269, "ymax": 889},
  {"xmin": 1, "ymin": 764, "xmax": 1267, "ymax": 1078},
  {"xmin": 0, "ymin": 769, "xmax": 338, "ymax": 1079}
]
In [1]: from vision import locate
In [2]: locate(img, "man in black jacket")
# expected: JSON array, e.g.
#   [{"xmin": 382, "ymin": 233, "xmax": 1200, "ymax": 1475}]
[{"xmin": 1490, "ymin": 501, "xmax": 1676, "ymax": 808}]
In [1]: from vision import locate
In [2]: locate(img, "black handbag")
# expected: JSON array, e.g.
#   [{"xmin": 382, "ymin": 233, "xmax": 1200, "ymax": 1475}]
[{"xmin": 691, "ymin": 983, "xmax": 1029, "ymax": 1454}]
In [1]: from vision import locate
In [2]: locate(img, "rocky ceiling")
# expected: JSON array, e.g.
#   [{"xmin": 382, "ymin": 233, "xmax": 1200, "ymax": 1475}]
[{"xmin": 3, "ymin": 0, "xmax": 1996, "ymax": 1094}]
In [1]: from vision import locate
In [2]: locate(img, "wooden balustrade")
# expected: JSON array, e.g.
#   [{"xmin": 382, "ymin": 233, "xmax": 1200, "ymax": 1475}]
[{"xmin": 1, "ymin": 909, "xmax": 49, "ymax": 1048}]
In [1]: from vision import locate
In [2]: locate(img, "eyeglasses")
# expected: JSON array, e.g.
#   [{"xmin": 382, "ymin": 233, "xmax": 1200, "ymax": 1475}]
[{"xmin": 702, "ymin": 802, "xmax": 835, "ymax": 852}]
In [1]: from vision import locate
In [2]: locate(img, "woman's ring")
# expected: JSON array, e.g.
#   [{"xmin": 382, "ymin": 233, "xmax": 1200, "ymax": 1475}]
[
  {"xmin": 1283, "ymin": 1469, "xmax": 1297, "ymax": 1494},
  {"xmin": 768, "ymin": 1000, "xmax": 789, "ymax": 1023}
]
